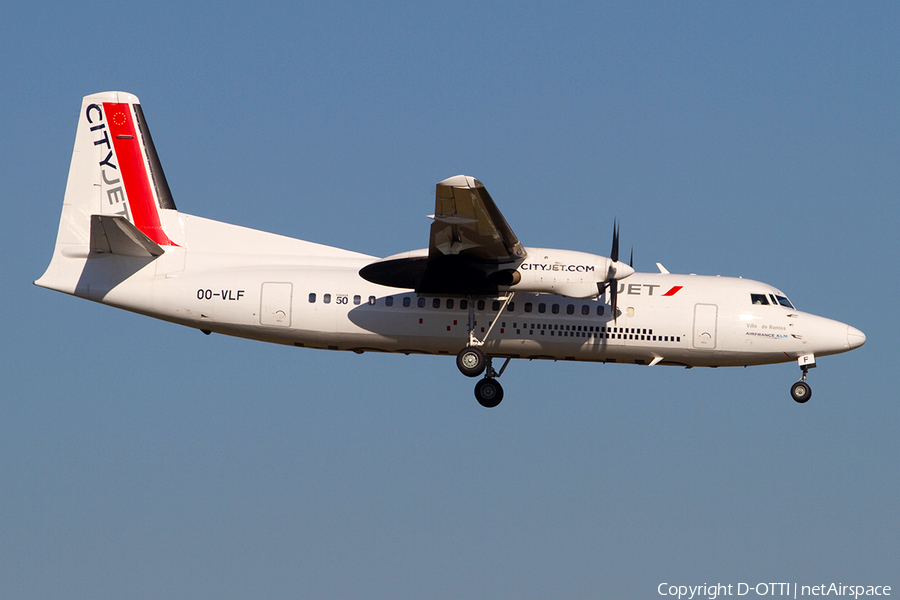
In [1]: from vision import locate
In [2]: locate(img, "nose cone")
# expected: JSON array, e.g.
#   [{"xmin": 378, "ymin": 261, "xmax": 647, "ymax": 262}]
[
  {"xmin": 805, "ymin": 315, "xmax": 865, "ymax": 357},
  {"xmin": 847, "ymin": 325, "xmax": 866, "ymax": 349}
]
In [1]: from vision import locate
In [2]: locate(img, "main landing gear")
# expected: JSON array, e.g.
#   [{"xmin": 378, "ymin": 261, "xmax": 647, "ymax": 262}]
[
  {"xmin": 790, "ymin": 354, "xmax": 816, "ymax": 403},
  {"xmin": 456, "ymin": 346, "xmax": 486, "ymax": 377},
  {"xmin": 456, "ymin": 293, "xmax": 514, "ymax": 407}
]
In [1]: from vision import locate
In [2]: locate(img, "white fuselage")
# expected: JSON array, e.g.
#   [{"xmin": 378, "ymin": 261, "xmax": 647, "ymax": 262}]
[{"xmin": 64, "ymin": 213, "xmax": 859, "ymax": 370}]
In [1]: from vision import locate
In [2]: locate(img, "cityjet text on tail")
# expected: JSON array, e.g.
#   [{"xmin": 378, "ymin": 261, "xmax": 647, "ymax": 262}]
[{"xmin": 36, "ymin": 92, "xmax": 865, "ymax": 407}]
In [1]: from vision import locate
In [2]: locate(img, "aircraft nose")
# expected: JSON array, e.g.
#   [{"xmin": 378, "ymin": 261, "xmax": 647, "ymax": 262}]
[{"xmin": 847, "ymin": 325, "xmax": 866, "ymax": 349}]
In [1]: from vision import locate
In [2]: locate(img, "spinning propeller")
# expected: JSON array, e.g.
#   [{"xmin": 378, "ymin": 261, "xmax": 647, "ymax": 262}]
[{"xmin": 598, "ymin": 221, "xmax": 634, "ymax": 320}]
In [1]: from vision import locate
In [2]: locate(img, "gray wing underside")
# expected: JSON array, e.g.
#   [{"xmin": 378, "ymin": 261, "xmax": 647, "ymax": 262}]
[
  {"xmin": 429, "ymin": 175, "xmax": 525, "ymax": 263},
  {"xmin": 359, "ymin": 175, "xmax": 526, "ymax": 295}
]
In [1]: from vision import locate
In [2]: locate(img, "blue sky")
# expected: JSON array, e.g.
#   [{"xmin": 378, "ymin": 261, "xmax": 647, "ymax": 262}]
[{"xmin": 2, "ymin": 2, "xmax": 897, "ymax": 598}]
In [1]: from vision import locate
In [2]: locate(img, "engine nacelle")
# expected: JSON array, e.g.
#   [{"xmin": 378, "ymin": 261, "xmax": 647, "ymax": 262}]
[{"xmin": 505, "ymin": 247, "xmax": 633, "ymax": 299}]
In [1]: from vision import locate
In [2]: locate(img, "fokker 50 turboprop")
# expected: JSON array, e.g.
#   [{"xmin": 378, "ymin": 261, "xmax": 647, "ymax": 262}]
[{"xmin": 36, "ymin": 92, "xmax": 866, "ymax": 407}]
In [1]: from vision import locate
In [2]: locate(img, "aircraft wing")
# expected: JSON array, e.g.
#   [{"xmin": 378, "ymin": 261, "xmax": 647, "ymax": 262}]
[
  {"xmin": 428, "ymin": 175, "xmax": 525, "ymax": 263},
  {"xmin": 360, "ymin": 175, "xmax": 527, "ymax": 295}
]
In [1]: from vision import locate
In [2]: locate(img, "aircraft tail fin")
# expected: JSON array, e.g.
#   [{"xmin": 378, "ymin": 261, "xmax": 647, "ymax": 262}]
[{"xmin": 36, "ymin": 91, "xmax": 181, "ymax": 293}]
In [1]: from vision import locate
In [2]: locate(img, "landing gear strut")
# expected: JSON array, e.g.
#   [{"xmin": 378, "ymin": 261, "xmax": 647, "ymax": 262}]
[
  {"xmin": 791, "ymin": 355, "xmax": 815, "ymax": 403},
  {"xmin": 456, "ymin": 294, "xmax": 514, "ymax": 407}
]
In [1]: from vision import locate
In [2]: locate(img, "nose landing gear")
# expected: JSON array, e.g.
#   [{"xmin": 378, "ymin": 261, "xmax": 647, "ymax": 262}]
[{"xmin": 791, "ymin": 355, "xmax": 816, "ymax": 403}]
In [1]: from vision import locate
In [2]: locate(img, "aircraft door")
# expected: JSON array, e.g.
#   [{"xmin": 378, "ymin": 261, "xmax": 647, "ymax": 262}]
[
  {"xmin": 260, "ymin": 282, "xmax": 293, "ymax": 326},
  {"xmin": 693, "ymin": 303, "xmax": 717, "ymax": 349}
]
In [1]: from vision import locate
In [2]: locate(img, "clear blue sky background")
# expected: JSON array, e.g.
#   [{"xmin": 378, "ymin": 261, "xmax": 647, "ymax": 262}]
[{"xmin": 2, "ymin": 2, "xmax": 897, "ymax": 598}]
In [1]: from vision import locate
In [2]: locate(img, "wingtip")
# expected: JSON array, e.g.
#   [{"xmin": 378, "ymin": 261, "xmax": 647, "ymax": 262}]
[{"xmin": 438, "ymin": 175, "xmax": 482, "ymax": 188}]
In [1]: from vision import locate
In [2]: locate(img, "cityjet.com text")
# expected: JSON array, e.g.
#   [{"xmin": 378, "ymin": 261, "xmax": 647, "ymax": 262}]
[{"xmin": 657, "ymin": 582, "xmax": 891, "ymax": 599}]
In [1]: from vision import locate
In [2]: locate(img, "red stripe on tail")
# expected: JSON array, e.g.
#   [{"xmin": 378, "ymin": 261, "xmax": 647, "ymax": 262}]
[{"xmin": 104, "ymin": 102, "xmax": 176, "ymax": 247}]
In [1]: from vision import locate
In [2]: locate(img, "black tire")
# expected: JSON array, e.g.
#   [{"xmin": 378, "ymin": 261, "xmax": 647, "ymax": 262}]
[
  {"xmin": 456, "ymin": 346, "xmax": 486, "ymax": 378},
  {"xmin": 791, "ymin": 381, "xmax": 812, "ymax": 403},
  {"xmin": 475, "ymin": 378, "xmax": 504, "ymax": 408}
]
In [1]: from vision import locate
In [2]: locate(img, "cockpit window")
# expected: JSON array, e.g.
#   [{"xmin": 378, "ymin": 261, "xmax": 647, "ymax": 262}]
[
  {"xmin": 751, "ymin": 293, "xmax": 795, "ymax": 308},
  {"xmin": 774, "ymin": 295, "xmax": 794, "ymax": 308}
]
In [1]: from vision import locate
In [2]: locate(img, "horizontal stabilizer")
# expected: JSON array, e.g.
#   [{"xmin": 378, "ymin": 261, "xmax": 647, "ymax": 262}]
[{"xmin": 90, "ymin": 215, "xmax": 164, "ymax": 257}]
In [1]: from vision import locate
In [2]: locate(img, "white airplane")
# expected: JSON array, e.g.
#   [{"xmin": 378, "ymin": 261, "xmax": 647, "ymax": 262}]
[{"xmin": 36, "ymin": 91, "xmax": 866, "ymax": 407}]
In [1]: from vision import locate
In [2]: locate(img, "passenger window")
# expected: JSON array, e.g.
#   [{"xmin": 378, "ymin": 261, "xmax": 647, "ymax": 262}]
[
  {"xmin": 446, "ymin": 298, "xmax": 455, "ymax": 309},
  {"xmin": 353, "ymin": 295, "xmax": 361, "ymax": 305},
  {"xmin": 418, "ymin": 297, "xmax": 426, "ymax": 308},
  {"xmin": 385, "ymin": 296, "xmax": 393, "ymax": 307},
  {"xmin": 551, "ymin": 304, "xmax": 560, "ymax": 314},
  {"xmin": 368, "ymin": 296, "xmax": 376, "ymax": 305},
  {"xmin": 402, "ymin": 297, "xmax": 411, "ymax": 307},
  {"xmin": 308, "ymin": 293, "xmax": 316, "ymax": 303},
  {"xmin": 507, "ymin": 302, "xmax": 515, "ymax": 312},
  {"xmin": 460, "ymin": 299, "xmax": 468, "ymax": 310},
  {"xmin": 566, "ymin": 304, "xmax": 575, "ymax": 315},
  {"xmin": 477, "ymin": 300, "xmax": 485, "ymax": 311},
  {"xmin": 525, "ymin": 302, "xmax": 533, "ymax": 313},
  {"xmin": 433, "ymin": 298, "xmax": 441, "ymax": 309},
  {"xmin": 751, "ymin": 294, "xmax": 769, "ymax": 305},
  {"xmin": 538, "ymin": 303, "xmax": 546, "ymax": 313},
  {"xmin": 324, "ymin": 294, "xmax": 331, "ymax": 304},
  {"xmin": 582, "ymin": 305, "xmax": 590, "ymax": 316},
  {"xmin": 596, "ymin": 306, "xmax": 604, "ymax": 316}
]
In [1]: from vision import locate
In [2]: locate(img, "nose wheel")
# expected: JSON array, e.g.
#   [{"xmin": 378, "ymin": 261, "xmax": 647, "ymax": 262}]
[
  {"xmin": 791, "ymin": 355, "xmax": 816, "ymax": 403},
  {"xmin": 790, "ymin": 380, "xmax": 811, "ymax": 403}
]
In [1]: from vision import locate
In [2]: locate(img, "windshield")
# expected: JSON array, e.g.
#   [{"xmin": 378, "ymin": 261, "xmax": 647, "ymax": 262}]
[
  {"xmin": 773, "ymin": 295, "xmax": 794, "ymax": 309},
  {"xmin": 751, "ymin": 293, "xmax": 795, "ymax": 308}
]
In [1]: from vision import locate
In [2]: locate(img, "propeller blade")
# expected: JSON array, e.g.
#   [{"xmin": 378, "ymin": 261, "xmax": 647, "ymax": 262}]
[
  {"xmin": 610, "ymin": 282, "xmax": 618, "ymax": 321},
  {"xmin": 629, "ymin": 247, "xmax": 633, "ymax": 269},
  {"xmin": 610, "ymin": 220, "xmax": 619, "ymax": 263},
  {"xmin": 603, "ymin": 220, "xmax": 626, "ymax": 321},
  {"xmin": 605, "ymin": 221, "xmax": 621, "ymax": 282}
]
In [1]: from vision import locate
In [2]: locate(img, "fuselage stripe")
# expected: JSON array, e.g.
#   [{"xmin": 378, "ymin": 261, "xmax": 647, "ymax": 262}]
[{"xmin": 662, "ymin": 285, "xmax": 683, "ymax": 296}]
